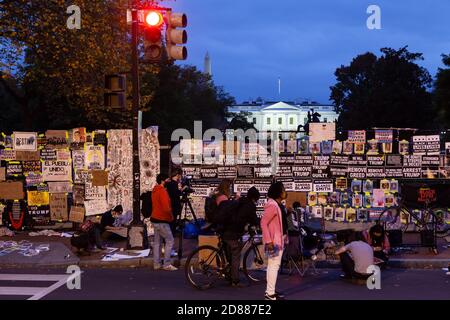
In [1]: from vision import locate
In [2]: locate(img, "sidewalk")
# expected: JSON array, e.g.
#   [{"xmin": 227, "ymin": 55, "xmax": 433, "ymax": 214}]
[{"xmin": 1, "ymin": 232, "xmax": 449, "ymax": 269}]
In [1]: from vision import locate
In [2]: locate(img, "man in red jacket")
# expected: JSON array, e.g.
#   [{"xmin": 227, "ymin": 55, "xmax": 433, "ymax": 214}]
[{"xmin": 151, "ymin": 173, "xmax": 177, "ymax": 271}]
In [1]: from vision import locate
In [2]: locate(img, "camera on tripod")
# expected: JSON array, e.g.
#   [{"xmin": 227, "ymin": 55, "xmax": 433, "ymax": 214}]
[{"xmin": 181, "ymin": 176, "xmax": 195, "ymax": 201}]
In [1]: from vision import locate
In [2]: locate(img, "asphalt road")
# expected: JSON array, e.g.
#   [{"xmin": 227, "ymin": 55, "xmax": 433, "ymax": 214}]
[{"xmin": 0, "ymin": 267, "xmax": 449, "ymax": 300}]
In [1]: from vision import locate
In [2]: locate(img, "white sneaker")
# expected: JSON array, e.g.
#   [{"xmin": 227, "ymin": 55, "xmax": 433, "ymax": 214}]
[{"xmin": 162, "ymin": 265, "xmax": 178, "ymax": 271}]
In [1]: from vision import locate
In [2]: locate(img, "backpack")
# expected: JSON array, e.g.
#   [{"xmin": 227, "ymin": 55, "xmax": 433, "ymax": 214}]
[
  {"xmin": 213, "ymin": 200, "xmax": 241, "ymax": 225},
  {"xmin": 140, "ymin": 191, "xmax": 152, "ymax": 218},
  {"xmin": 204, "ymin": 194, "xmax": 218, "ymax": 223}
]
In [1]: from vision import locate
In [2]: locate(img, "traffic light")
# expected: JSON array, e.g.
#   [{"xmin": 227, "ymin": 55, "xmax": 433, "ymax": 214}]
[
  {"xmin": 143, "ymin": 10, "xmax": 164, "ymax": 62},
  {"xmin": 166, "ymin": 12, "xmax": 188, "ymax": 60},
  {"xmin": 104, "ymin": 74, "xmax": 126, "ymax": 108}
]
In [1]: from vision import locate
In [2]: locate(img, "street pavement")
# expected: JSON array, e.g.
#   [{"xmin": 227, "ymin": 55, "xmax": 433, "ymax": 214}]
[{"xmin": 0, "ymin": 267, "xmax": 449, "ymax": 300}]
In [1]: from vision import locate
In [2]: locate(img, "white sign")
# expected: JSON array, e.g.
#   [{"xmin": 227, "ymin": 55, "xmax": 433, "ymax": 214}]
[
  {"xmin": 295, "ymin": 180, "xmax": 313, "ymax": 192},
  {"xmin": 85, "ymin": 182, "xmax": 106, "ymax": 200},
  {"xmin": 85, "ymin": 145, "xmax": 105, "ymax": 170},
  {"xmin": 72, "ymin": 150, "xmax": 86, "ymax": 170},
  {"xmin": 48, "ymin": 181, "xmax": 73, "ymax": 193},
  {"xmin": 42, "ymin": 160, "xmax": 72, "ymax": 181},
  {"xmin": 84, "ymin": 199, "xmax": 109, "ymax": 216},
  {"xmin": 313, "ymin": 180, "xmax": 334, "ymax": 193},
  {"xmin": 13, "ymin": 132, "xmax": 37, "ymax": 151},
  {"xmin": 309, "ymin": 123, "xmax": 336, "ymax": 143}
]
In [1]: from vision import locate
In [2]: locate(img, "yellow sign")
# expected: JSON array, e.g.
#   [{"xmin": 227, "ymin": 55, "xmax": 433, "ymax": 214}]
[{"xmin": 27, "ymin": 191, "xmax": 50, "ymax": 206}]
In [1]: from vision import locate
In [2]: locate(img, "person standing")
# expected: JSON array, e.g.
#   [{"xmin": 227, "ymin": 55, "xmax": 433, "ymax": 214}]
[
  {"xmin": 261, "ymin": 181, "xmax": 287, "ymax": 300},
  {"xmin": 151, "ymin": 173, "xmax": 177, "ymax": 271},
  {"xmin": 166, "ymin": 169, "xmax": 183, "ymax": 228}
]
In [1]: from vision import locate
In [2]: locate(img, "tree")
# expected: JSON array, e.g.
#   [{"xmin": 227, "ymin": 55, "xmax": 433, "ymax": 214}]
[
  {"xmin": 141, "ymin": 64, "xmax": 235, "ymax": 145},
  {"xmin": 0, "ymin": 0, "xmax": 133, "ymax": 130},
  {"xmin": 434, "ymin": 54, "xmax": 450, "ymax": 128},
  {"xmin": 330, "ymin": 47, "xmax": 434, "ymax": 130},
  {"xmin": 227, "ymin": 111, "xmax": 256, "ymax": 131}
]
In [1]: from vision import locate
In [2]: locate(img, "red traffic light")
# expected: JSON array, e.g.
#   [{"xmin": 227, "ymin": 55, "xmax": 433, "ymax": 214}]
[{"xmin": 144, "ymin": 11, "xmax": 164, "ymax": 27}]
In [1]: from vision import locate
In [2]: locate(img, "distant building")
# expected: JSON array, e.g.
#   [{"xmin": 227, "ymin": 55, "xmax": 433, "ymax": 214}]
[
  {"xmin": 204, "ymin": 52, "xmax": 212, "ymax": 76},
  {"xmin": 227, "ymin": 100, "xmax": 339, "ymax": 133}
]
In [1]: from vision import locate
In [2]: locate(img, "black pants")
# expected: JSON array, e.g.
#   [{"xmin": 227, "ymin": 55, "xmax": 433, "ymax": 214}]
[
  {"xmin": 374, "ymin": 250, "xmax": 388, "ymax": 263},
  {"xmin": 339, "ymin": 252, "xmax": 370, "ymax": 279},
  {"xmin": 224, "ymin": 239, "xmax": 242, "ymax": 284}
]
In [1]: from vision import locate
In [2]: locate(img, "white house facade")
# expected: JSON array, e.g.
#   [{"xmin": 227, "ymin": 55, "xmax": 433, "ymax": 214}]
[{"xmin": 227, "ymin": 101, "xmax": 339, "ymax": 133}]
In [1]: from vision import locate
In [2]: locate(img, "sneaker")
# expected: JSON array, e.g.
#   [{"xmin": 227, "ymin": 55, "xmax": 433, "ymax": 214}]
[
  {"xmin": 162, "ymin": 264, "xmax": 178, "ymax": 271},
  {"xmin": 275, "ymin": 291, "xmax": 285, "ymax": 299},
  {"xmin": 265, "ymin": 293, "xmax": 285, "ymax": 300}
]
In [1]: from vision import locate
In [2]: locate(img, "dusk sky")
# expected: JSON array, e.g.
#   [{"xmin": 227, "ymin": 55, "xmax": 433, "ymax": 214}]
[{"xmin": 169, "ymin": 0, "xmax": 450, "ymax": 104}]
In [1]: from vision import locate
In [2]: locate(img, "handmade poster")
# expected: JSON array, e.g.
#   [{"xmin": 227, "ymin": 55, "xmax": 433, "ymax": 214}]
[
  {"xmin": 0, "ymin": 167, "xmax": 5, "ymax": 181},
  {"xmin": 140, "ymin": 127, "xmax": 160, "ymax": 194},
  {"xmin": 13, "ymin": 132, "xmax": 37, "ymax": 151},
  {"xmin": 332, "ymin": 140, "xmax": 342, "ymax": 154},
  {"xmin": 26, "ymin": 172, "xmax": 43, "ymax": 187},
  {"xmin": 318, "ymin": 193, "xmax": 328, "ymax": 205},
  {"xmin": 324, "ymin": 206, "xmax": 334, "ymax": 221},
  {"xmin": 389, "ymin": 179, "xmax": 399, "ymax": 193},
  {"xmin": 69, "ymin": 206, "xmax": 86, "ymax": 223},
  {"xmin": 329, "ymin": 192, "xmax": 340, "ymax": 204},
  {"xmin": 22, "ymin": 161, "xmax": 41, "ymax": 174},
  {"xmin": 357, "ymin": 209, "xmax": 369, "ymax": 222},
  {"xmin": 286, "ymin": 140, "xmax": 297, "ymax": 153},
  {"xmin": 48, "ymin": 181, "xmax": 73, "ymax": 193},
  {"xmin": 57, "ymin": 150, "xmax": 71, "ymax": 161},
  {"xmin": 321, "ymin": 141, "xmax": 333, "ymax": 155},
  {"xmin": 308, "ymin": 192, "xmax": 318, "ymax": 206},
  {"xmin": 373, "ymin": 189, "xmax": 386, "ymax": 208},
  {"xmin": 84, "ymin": 199, "xmax": 109, "ymax": 216},
  {"xmin": 72, "ymin": 184, "xmax": 85, "ymax": 205},
  {"xmin": 351, "ymin": 180, "xmax": 362, "ymax": 193},
  {"xmin": 72, "ymin": 149, "xmax": 86, "ymax": 171},
  {"xmin": 297, "ymin": 139, "xmax": 309, "ymax": 154},
  {"xmin": 375, "ymin": 130, "xmax": 393, "ymax": 144},
  {"xmin": 6, "ymin": 162, "xmax": 23, "ymax": 177},
  {"xmin": 15, "ymin": 151, "xmax": 40, "ymax": 161},
  {"xmin": 309, "ymin": 123, "xmax": 336, "ymax": 142},
  {"xmin": 312, "ymin": 206, "xmax": 323, "ymax": 218},
  {"xmin": 367, "ymin": 140, "xmax": 379, "ymax": 155},
  {"xmin": 49, "ymin": 193, "xmax": 68, "ymax": 221},
  {"xmin": 107, "ymin": 130, "xmax": 133, "ymax": 213},
  {"xmin": 352, "ymin": 194, "xmax": 363, "ymax": 208},
  {"xmin": 340, "ymin": 192, "xmax": 351, "ymax": 206},
  {"xmin": 348, "ymin": 130, "xmax": 366, "ymax": 143},
  {"xmin": 42, "ymin": 160, "xmax": 72, "ymax": 181},
  {"xmin": 363, "ymin": 180, "xmax": 374, "ymax": 193},
  {"xmin": 309, "ymin": 142, "xmax": 321, "ymax": 154},
  {"xmin": 334, "ymin": 207, "xmax": 346, "ymax": 222},
  {"xmin": 382, "ymin": 143, "xmax": 393, "ymax": 154},
  {"xmin": 91, "ymin": 170, "xmax": 108, "ymax": 187},
  {"xmin": 399, "ymin": 140, "xmax": 409, "ymax": 155},
  {"xmin": 85, "ymin": 182, "xmax": 107, "ymax": 200},
  {"xmin": 27, "ymin": 190, "xmax": 50, "ymax": 206},
  {"xmin": 385, "ymin": 193, "xmax": 395, "ymax": 207},
  {"xmin": 85, "ymin": 144, "xmax": 105, "ymax": 170},
  {"xmin": 346, "ymin": 207, "xmax": 357, "ymax": 222},
  {"xmin": 0, "ymin": 149, "xmax": 16, "ymax": 160},
  {"xmin": 342, "ymin": 140, "xmax": 353, "ymax": 155},
  {"xmin": 354, "ymin": 143, "xmax": 365, "ymax": 155},
  {"xmin": 45, "ymin": 130, "xmax": 68, "ymax": 149},
  {"xmin": 380, "ymin": 179, "xmax": 390, "ymax": 192},
  {"xmin": 335, "ymin": 178, "xmax": 347, "ymax": 190}
]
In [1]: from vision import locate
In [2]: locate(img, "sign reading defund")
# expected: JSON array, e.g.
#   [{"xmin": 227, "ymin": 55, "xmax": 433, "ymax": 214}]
[{"xmin": 42, "ymin": 160, "xmax": 72, "ymax": 181}]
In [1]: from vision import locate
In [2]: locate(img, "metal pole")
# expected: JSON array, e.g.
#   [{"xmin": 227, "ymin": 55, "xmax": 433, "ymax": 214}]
[{"xmin": 131, "ymin": 2, "xmax": 141, "ymax": 225}]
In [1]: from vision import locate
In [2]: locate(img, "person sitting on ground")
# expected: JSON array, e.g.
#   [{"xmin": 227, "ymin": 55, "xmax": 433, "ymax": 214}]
[
  {"xmin": 363, "ymin": 224, "xmax": 390, "ymax": 265},
  {"xmin": 221, "ymin": 187, "xmax": 261, "ymax": 288},
  {"xmin": 99, "ymin": 205, "xmax": 128, "ymax": 241},
  {"xmin": 335, "ymin": 230, "xmax": 374, "ymax": 280}
]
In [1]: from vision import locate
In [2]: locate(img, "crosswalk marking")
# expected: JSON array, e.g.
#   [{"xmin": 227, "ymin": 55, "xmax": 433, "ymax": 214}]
[{"xmin": 0, "ymin": 273, "xmax": 75, "ymax": 300}]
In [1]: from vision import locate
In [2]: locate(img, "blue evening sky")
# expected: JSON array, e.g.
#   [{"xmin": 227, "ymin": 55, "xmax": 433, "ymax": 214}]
[{"xmin": 168, "ymin": 0, "xmax": 450, "ymax": 104}]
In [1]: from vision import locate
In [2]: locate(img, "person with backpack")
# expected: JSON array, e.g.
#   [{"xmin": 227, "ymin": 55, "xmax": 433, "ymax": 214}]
[
  {"xmin": 151, "ymin": 173, "xmax": 177, "ymax": 271},
  {"xmin": 221, "ymin": 186, "xmax": 261, "ymax": 287},
  {"xmin": 204, "ymin": 179, "xmax": 233, "ymax": 226}
]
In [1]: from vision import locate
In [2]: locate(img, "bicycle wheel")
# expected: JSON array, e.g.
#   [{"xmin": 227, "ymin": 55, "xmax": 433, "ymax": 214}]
[
  {"xmin": 185, "ymin": 245, "xmax": 225, "ymax": 290},
  {"xmin": 242, "ymin": 244, "xmax": 266, "ymax": 283}
]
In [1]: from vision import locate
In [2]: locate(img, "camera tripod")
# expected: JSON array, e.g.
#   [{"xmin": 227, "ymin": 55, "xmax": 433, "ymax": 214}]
[{"xmin": 175, "ymin": 193, "xmax": 201, "ymax": 261}]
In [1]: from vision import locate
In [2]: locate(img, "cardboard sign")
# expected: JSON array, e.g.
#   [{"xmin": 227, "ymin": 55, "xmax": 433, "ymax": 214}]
[
  {"xmin": 85, "ymin": 145, "xmax": 105, "ymax": 170},
  {"xmin": 0, "ymin": 167, "xmax": 5, "ymax": 181},
  {"xmin": 42, "ymin": 160, "xmax": 72, "ymax": 181},
  {"xmin": 309, "ymin": 123, "xmax": 336, "ymax": 143},
  {"xmin": 13, "ymin": 132, "xmax": 37, "ymax": 151},
  {"xmin": 0, "ymin": 181, "xmax": 24, "ymax": 200},
  {"xmin": 91, "ymin": 170, "xmax": 108, "ymax": 186},
  {"xmin": 84, "ymin": 199, "xmax": 109, "ymax": 216},
  {"xmin": 45, "ymin": 130, "xmax": 68, "ymax": 149},
  {"xmin": 27, "ymin": 190, "xmax": 50, "ymax": 206},
  {"xmin": 69, "ymin": 206, "xmax": 85, "ymax": 223},
  {"xmin": 16, "ymin": 151, "xmax": 40, "ymax": 161},
  {"xmin": 48, "ymin": 181, "xmax": 73, "ymax": 193},
  {"xmin": 50, "ymin": 193, "xmax": 68, "ymax": 221}
]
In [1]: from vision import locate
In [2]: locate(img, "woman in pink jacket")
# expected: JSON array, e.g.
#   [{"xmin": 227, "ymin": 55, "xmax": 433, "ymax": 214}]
[{"xmin": 261, "ymin": 181, "xmax": 287, "ymax": 300}]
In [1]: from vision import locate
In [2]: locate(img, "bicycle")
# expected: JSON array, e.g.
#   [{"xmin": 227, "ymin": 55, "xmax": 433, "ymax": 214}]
[{"xmin": 185, "ymin": 230, "xmax": 266, "ymax": 290}]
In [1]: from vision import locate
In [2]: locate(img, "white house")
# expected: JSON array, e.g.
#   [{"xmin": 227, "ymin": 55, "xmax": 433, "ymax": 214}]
[{"xmin": 227, "ymin": 100, "xmax": 339, "ymax": 134}]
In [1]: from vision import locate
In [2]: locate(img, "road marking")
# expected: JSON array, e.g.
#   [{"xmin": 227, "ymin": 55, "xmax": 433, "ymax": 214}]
[{"xmin": 0, "ymin": 273, "xmax": 76, "ymax": 300}]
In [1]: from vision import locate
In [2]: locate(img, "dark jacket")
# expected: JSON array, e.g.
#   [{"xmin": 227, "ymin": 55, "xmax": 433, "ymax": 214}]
[
  {"xmin": 100, "ymin": 210, "xmax": 115, "ymax": 233},
  {"xmin": 222, "ymin": 197, "xmax": 259, "ymax": 240},
  {"xmin": 166, "ymin": 180, "xmax": 182, "ymax": 217}
]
